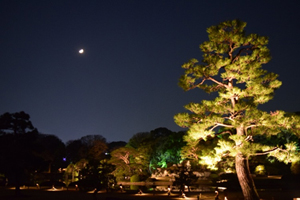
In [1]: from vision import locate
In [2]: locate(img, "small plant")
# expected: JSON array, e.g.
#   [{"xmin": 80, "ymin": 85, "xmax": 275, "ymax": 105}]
[{"xmin": 255, "ymin": 165, "xmax": 266, "ymax": 176}]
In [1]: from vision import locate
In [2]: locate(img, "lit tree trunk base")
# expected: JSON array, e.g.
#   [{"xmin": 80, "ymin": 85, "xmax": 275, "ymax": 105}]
[{"xmin": 235, "ymin": 153, "xmax": 260, "ymax": 200}]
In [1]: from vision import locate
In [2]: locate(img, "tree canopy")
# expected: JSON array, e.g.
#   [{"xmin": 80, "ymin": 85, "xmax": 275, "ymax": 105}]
[{"xmin": 175, "ymin": 19, "xmax": 300, "ymax": 200}]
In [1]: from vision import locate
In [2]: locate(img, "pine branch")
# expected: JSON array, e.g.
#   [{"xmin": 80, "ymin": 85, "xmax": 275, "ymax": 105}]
[
  {"xmin": 186, "ymin": 78, "xmax": 207, "ymax": 91},
  {"xmin": 215, "ymin": 130, "xmax": 232, "ymax": 136},
  {"xmin": 209, "ymin": 123, "xmax": 234, "ymax": 132},
  {"xmin": 208, "ymin": 77, "xmax": 229, "ymax": 89},
  {"xmin": 256, "ymin": 147, "xmax": 278, "ymax": 155},
  {"xmin": 233, "ymin": 136, "xmax": 254, "ymax": 149},
  {"xmin": 245, "ymin": 124, "xmax": 257, "ymax": 130},
  {"xmin": 232, "ymin": 46, "xmax": 256, "ymax": 64},
  {"xmin": 253, "ymin": 146, "xmax": 291, "ymax": 160},
  {"xmin": 228, "ymin": 41, "xmax": 234, "ymax": 61}
]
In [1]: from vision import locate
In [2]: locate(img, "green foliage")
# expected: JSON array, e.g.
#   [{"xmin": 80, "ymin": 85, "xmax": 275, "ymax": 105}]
[
  {"xmin": 175, "ymin": 20, "xmax": 300, "ymax": 200},
  {"xmin": 150, "ymin": 130, "xmax": 186, "ymax": 168},
  {"xmin": 254, "ymin": 165, "xmax": 266, "ymax": 176},
  {"xmin": 127, "ymin": 131, "xmax": 154, "ymax": 172},
  {"xmin": 291, "ymin": 161, "xmax": 300, "ymax": 174},
  {"xmin": 175, "ymin": 19, "xmax": 300, "ymax": 169},
  {"xmin": 181, "ymin": 136, "xmax": 201, "ymax": 161},
  {"xmin": 108, "ymin": 146, "xmax": 148, "ymax": 181},
  {"xmin": 126, "ymin": 128, "xmax": 186, "ymax": 171},
  {"xmin": 130, "ymin": 174, "xmax": 140, "ymax": 190}
]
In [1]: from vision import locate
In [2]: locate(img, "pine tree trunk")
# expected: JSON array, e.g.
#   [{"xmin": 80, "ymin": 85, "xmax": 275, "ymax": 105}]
[
  {"xmin": 235, "ymin": 126, "xmax": 260, "ymax": 200},
  {"xmin": 235, "ymin": 152, "xmax": 260, "ymax": 200}
]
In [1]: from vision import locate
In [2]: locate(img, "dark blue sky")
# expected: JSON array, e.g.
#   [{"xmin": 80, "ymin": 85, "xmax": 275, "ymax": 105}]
[{"xmin": 1, "ymin": 0, "xmax": 300, "ymax": 143}]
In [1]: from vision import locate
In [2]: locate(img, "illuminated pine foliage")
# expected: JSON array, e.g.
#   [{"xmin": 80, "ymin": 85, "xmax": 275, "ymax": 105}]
[{"xmin": 174, "ymin": 20, "xmax": 300, "ymax": 200}]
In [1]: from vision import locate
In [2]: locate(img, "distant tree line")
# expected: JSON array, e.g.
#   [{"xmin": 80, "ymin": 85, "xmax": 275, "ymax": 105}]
[
  {"xmin": 0, "ymin": 111, "xmax": 187, "ymax": 192},
  {"xmin": 1, "ymin": 110, "xmax": 300, "ymax": 194}
]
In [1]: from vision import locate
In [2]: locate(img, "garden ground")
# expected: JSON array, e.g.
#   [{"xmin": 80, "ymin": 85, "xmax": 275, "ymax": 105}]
[{"xmin": 1, "ymin": 188, "xmax": 300, "ymax": 200}]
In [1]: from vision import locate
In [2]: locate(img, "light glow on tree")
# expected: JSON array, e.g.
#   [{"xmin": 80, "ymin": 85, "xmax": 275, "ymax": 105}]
[{"xmin": 175, "ymin": 19, "xmax": 300, "ymax": 200}]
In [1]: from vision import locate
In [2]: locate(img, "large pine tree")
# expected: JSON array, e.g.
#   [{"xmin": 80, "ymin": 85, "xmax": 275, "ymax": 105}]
[{"xmin": 175, "ymin": 20, "xmax": 300, "ymax": 200}]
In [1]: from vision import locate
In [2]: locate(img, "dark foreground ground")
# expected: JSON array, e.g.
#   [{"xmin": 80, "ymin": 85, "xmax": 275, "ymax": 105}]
[{"xmin": 1, "ymin": 188, "xmax": 300, "ymax": 200}]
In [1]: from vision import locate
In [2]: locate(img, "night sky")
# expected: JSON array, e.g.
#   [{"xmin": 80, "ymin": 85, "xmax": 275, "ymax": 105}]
[{"xmin": 1, "ymin": 0, "xmax": 300, "ymax": 143}]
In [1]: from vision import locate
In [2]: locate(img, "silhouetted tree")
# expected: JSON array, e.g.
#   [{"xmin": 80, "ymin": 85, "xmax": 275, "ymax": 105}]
[
  {"xmin": 127, "ymin": 132, "xmax": 151, "ymax": 149},
  {"xmin": 65, "ymin": 134, "xmax": 109, "ymax": 190},
  {"xmin": 172, "ymin": 161, "xmax": 198, "ymax": 194},
  {"xmin": 108, "ymin": 141, "xmax": 127, "ymax": 152},
  {"xmin": 66, "ymin": 135, "xmax": 107, "ymax": 164},
  {"xmin": 0, "ymin": 111, "xmax": 39, "ymax": 195},
  {"xmin": 66, "ymin": 139, "xmax": 82, "ymax": 163},
  {"xmin": 36, "ymin": 134, "xmax": 66, "ymax": 173}
]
